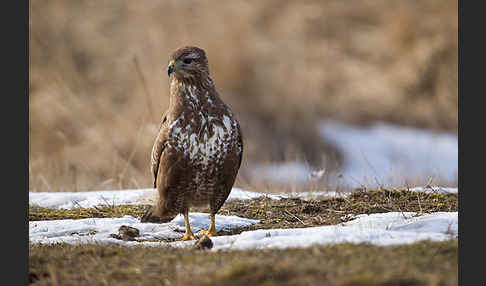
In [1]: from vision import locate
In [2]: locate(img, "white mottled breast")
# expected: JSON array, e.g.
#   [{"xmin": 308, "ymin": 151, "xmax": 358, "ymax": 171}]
[
  {"xmin": 165, "ymin": 81, "xmax": 241, "ymax": 172},
  {"xmin": 167, "ymin": 112, "xmax": 239, "ymax": 168}
]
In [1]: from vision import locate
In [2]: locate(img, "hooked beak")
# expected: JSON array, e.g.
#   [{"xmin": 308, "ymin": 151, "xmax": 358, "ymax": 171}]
[{"xmin": 168, "ymin": 60, "xmax": 175, "ymax": 76}]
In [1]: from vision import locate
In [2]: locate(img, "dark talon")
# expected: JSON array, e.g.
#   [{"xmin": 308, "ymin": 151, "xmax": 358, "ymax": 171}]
[
  {"xmin": 140, "ymin": 206, "xmax": 158, "ymax": 223},
  {"xmin": 140, "ymin": 205, "xmax": 176, "ymax": 223}
]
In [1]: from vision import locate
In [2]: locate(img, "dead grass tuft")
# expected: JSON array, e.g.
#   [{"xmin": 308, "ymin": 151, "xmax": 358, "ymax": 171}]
[{"xmin": 29, "ymin": 241, "xmax": 457, "ymax": 286}]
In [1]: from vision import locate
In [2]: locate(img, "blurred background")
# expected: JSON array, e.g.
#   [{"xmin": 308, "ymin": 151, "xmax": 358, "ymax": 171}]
[{"xmin": 29, "ymin": 0, "xmax": 458, "ymax": 193}]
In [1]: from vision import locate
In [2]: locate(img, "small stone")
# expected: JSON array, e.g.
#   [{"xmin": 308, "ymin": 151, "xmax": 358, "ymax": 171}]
[
  {"xmin": 193, "ymin": 235, "xmax": 213, "ymax": 250},
  {"xmin": 108, "ymin": 225, "xmax": 141, "ymax": 241},
  {"xmin": 119, "ymin": 225, "xmax": 140, "ymax": 237}
]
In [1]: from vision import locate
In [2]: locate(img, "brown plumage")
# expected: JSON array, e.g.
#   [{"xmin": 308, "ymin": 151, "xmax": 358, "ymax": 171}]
[{"xmin": 141, "ymin": 46, "xmax": 243, "ymax": 240}]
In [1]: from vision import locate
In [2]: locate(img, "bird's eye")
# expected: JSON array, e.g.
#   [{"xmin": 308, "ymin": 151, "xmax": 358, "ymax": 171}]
[{"xmin": 183, "ymin": 58, "xmax": 193, "ymax": 64}]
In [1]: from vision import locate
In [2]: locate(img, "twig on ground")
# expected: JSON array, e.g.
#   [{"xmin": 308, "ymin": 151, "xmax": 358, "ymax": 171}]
[{"xmin": 284, "ymin": 210, "xmax": 307, "ymax": 225}]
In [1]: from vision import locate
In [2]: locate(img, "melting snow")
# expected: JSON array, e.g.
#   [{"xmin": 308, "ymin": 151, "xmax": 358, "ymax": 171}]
[
  {"xmin": 211, "ymin": 212, "xmax": 457, "ymax": 250},
  {"xmin": 29, "ymin": 187, "xmax": 349, "ymax": 210},
  {"xmin": 247, "ymin": 162, "xmax": 311, "ymax": 184},
  {"xmin": 29, "ymin": 213, "xmax": 259, "ymax": 246},
  {"xmin": 408, "ymin": 186, "xmax": 458, "ymax": 194},
  {"xmin": 318, "ymin": 121, "xmax": 458, "ymax": 188},
  {"xmin": 29, "ymin": 211, "xmax": 457, "ymax": 249},
  {"xmin": 29, "ymin": 188, "xmax": 155, "ymax": 210},
  {"xmin": 29, "ymin": 188, "xmax": 457, "ymax": 249},
  {"xmin": 245, "ymin": 121, "xmax": 457, "ymax": 189}
]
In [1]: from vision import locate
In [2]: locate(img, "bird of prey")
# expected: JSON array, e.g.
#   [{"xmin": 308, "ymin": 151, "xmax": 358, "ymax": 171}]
[{"xmin": 141, "ymin": 46, "xmax": 243, "ymax": 241}]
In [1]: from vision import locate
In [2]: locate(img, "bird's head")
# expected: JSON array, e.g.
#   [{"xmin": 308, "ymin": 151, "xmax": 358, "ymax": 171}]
[{"xmin": 168, "ymin": 46, "xmax": 210, "ymax": 80}]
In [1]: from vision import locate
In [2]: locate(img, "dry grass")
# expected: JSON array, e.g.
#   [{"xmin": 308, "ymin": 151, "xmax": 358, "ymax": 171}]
[
  {"xmin": 29, "ymin": 0, "xmax": 458, "ymax": 192},
  {"xmin": 29, "ymin": 241, "xmax": 458, "ymax": 286}
]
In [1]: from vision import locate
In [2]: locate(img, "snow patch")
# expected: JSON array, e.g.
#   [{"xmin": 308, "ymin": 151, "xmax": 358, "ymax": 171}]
[
  {"xmin": 29, "ymin": 212, "xmax": 457, "ymax": 249},
  {"xmin": 244, "ymin": 121, "xmax": 457, "ymax": 189},
  {"xmin": 248, "ymin": 162, "xmax": 311, "ymax": 183},
  {"xmin": 29, "ymin": 188, "xmax": 349, "ymax": 210},
  {"xmin": 29, "ymin": 187, "xmax": 454, "ymax": 211},
  {"xmin": 408, "ymin": 186, "xmax": 457, "ymax": 194},
  {"xmin": 29, "ymin": 189, "xmax": 155, "ymax": 210},
  {"xmin": 318, "ymin": 121, "xmax": 458, "ymax": 188},
  {"xmin": 210, "ymin": 212, "xmax": 457, "ymax": 250},
  {"xmin": 29, "ymin": 213, "xmax": 259, "ymax": 246}
]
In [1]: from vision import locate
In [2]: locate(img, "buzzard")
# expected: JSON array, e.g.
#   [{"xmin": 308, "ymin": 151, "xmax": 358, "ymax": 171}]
[{"xmin": 141, "ymin": 46, "xmax": 243, "ymax": 241}]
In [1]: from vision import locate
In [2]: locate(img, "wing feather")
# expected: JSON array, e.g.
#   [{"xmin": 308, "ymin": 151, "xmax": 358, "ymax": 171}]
[
  {"xmin": 151, "ymin": 114, "xmax": 168, "ymax": 188},
  {"xmin": 236, "ymin": 124, "xmax": 243, "ymax": 170}
]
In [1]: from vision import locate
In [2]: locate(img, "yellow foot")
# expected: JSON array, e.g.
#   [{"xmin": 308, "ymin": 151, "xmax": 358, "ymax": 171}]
[
  {"xmin": 199, "ymin": 229, "xmax": 217, "ymax": 237},
  {"xmin": 180, "ymin": 232, "xmax": 196, "ymax": 241}
]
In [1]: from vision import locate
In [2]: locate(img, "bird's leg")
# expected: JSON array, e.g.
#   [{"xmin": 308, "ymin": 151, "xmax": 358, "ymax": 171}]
[
  {"xmin": 180, "ymin": 210, "xmax": 196, "ymax": 241},
  {"xmin": 200, "ymin": 213, "xmax": 217, "ymax": 237}
]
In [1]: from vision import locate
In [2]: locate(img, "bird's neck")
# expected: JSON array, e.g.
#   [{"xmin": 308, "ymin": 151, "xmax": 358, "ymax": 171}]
[{"xmin": 168, "ymin": 76, "xmax": 218, "ymax": 112}]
